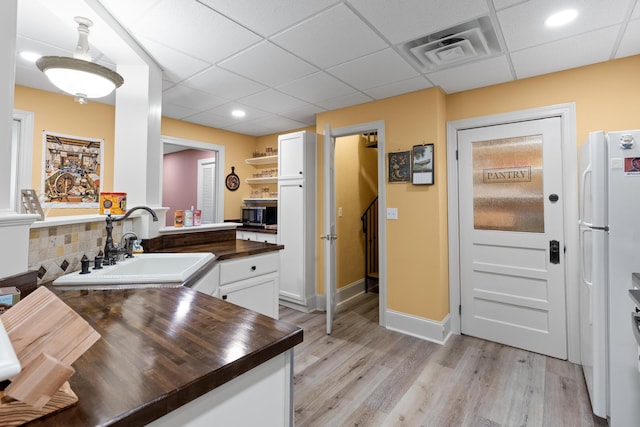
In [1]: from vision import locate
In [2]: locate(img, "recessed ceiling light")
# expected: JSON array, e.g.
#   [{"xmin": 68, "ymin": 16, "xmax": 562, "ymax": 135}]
[
  {"xmin": 545, "ymin": 9, "xmax": 578, "ymax": 27},
  {"xmin": 20, "ymin": 51, "xmax": 41, "ymax": 62},
  {"xmin": 231, "ymin": 109, "xmax": 246, "ymax": 118}
]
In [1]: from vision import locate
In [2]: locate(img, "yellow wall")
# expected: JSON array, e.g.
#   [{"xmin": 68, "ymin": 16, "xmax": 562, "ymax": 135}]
[
  {"xmin": 335, "ymin": 134, "xmax": 378, "ymax": 289},
  {"xmin": 316, "ymin": 88, "xmax": 450, "ymax": 320},
  {"xmin": 14, "ymin": 85, "xmax": 259, "ymax": 220},
  {"xmin": 447, "ymin": 56, "xmax": 640, "ymax": 147},
  {"xmin": 14, "ymin": 86, "xmax": 116, "ymax": 217}
]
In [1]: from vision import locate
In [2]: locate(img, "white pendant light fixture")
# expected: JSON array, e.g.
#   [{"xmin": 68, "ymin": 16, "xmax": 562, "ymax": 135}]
[{"xmin": 36, "ymin": 17, "xmax": 124, "ymax": 104}]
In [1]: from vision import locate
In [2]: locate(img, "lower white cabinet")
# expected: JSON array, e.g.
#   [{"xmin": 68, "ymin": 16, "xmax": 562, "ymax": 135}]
[
  {"xmin": 191, "ymin": 251, "xmax": 280, "ymax": 319},
  {"xmin": 219, "ymin": 272, "xmax": 278, "ymax": 319},
  {"xmin": 148, "ymin": 349, "xmax": 293, "ymax": 427}
]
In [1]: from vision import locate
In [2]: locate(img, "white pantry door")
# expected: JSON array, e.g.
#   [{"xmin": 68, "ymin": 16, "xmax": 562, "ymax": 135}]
[
  {"xmin": 458, "ymin": 117, "xmax": 567, "ymax": 359},
  {"xmin": 324, "ymin": 124, "xmax": 337, "ymax": 335}
]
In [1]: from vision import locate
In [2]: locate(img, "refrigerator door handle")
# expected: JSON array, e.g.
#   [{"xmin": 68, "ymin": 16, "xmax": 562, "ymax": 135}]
[{"xmin": 580, "ymin": 166, "xmax": 590, "ymax": 226}]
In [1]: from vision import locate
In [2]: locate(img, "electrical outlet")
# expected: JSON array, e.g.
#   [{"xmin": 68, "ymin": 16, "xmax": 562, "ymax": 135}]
[
  {"xmin": 387, "ymin": 208, "xmax": 398, "ymax": 220},
  {"xmin": 338, "ymin": 207, "xmax": 343, "ymax": 217}
]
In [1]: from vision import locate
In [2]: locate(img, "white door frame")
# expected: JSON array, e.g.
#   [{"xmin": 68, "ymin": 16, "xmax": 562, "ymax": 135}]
[
  {"xmin": 161, "ymin": 135, "xmax": 225, "ymax": 223},
  {"xmin": 325, "ymin": 120, "xmax": 387, "ymax": 327},
  {"xmin": 446, "ymin": 103, "xmax": 580, "ymax": 363}
]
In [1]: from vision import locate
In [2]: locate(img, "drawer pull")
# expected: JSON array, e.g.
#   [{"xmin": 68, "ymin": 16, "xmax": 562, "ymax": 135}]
[{"xmin": 251, "ymin": 266, "xmax": 257, "ymax": 271}]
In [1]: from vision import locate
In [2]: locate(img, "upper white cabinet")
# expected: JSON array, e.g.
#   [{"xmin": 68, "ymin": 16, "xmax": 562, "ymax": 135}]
[
  {"xmin": 277, "ymin": 131, "xmax": 316, "ymax": 311},
  {"xmin": 278, "ymin": 131, "xmax": 313, "ymax": 180}
]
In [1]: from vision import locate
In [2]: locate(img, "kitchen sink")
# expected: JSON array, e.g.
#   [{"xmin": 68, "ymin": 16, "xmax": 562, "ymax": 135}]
[{"xmin": 52, "ymin": 253, "xmax": 216, "ymax": 290}]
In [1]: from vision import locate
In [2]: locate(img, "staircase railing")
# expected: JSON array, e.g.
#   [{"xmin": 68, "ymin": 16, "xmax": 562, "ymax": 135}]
[{"xmin": 360, "ymin": 197, "xmax": 378, "ymax": 293}]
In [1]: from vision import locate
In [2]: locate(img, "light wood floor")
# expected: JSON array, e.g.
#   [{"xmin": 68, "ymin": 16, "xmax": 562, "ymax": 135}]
[{"xmin": 280, "ymin": 293, "xmax": 608, "ymax": 427}]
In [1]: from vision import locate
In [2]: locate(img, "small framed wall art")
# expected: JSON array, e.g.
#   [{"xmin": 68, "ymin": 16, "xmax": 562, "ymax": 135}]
[
  {"xmin": 412, "ymin": 144, "xmax": 434, "ymax": 185},
  {"xmin": 388, "ymin": 151, "xmax": 411, "ymax": 183}
]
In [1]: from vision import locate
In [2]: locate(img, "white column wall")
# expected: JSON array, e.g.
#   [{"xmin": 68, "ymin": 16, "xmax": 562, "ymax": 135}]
[
  {"xmin": 1, "ymin": 0, "xmax": 17, "ymax": 213},
  {"xmin": 0, "ymin": 0, "xmax": 39, "ymax": 277},
  {"xmin": 113, "ymin": 63, "xmax": 164, "ymax": 238}
]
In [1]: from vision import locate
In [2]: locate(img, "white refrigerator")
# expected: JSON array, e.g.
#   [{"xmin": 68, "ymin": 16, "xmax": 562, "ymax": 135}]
[{"xmin": 579, "ymin": 129, "xmax": 640, "ymax": 426}]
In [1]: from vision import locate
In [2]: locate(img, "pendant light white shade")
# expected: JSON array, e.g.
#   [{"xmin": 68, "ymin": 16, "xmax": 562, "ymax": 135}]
[
  {"xmin": 36, "ymin": 17, "xmax": 124, "ymax": 104},
  {"xmin": 37, "ymin": 56, "xmax": 123, "ymax": 101}
]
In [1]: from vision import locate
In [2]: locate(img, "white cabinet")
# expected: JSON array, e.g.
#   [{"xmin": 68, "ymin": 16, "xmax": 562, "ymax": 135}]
[
  {"xmin": 190, "ymin": 251, "xmax": 280, "ymax": 319},
  {"xmin": 148, "ymin": 350, "xmax": 293, "ymax": 427},
  {"xmin": 277, "ymin": 131, "xmax": 316, "ymax": 311},
  {"xmin": 236, "ymin": 230, "xmax": 277, "ymax": 244},
  {"xmin": 218, "ymin": 252, "xmax": 280, "ymax": 319}
]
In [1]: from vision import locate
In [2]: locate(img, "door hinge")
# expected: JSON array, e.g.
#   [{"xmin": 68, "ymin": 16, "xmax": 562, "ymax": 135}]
[
  {"xmin": 456, "ymin": 150, "xmax": 458, "ymax": 160},
  {"xmin": 459, "ymin": 304, "xmax": 462, "ymax": 315}
]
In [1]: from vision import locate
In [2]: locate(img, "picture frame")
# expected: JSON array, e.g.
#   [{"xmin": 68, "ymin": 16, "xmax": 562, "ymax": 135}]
[
  {"xmin": 412, "ymin": 144, "xmax": 434, "ymax": 185},
  {"xmin": 41, "ymin": 131, "xmax": 104, "ymax": 208},
  {"xmin": 388, "ymin": 151, "xmax": 411, "ymax": 183}
]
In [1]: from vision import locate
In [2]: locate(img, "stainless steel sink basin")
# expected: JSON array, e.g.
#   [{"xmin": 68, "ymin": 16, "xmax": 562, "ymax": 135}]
[{"xmin": 53, "ymin": 253, "xmax": 215, "ymax": 290}]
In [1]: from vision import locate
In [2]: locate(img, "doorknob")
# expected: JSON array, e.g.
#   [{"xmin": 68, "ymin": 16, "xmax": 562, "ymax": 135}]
[{"xmin": 550, "ymin": 240, "xmax": 560, "ymax": 264}]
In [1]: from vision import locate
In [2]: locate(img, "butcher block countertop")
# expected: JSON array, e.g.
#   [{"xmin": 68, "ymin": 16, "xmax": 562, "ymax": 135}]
[
  {"xmin": 27, "ymin": 286, "xmax": 302, "ymax": 426},
  {"xmin": 157, "ymin": 238, "xmax": 283, "ymax": 260},
  {"xmin": 145, "ymin": 228, "xmax": 283, "ymax": 260}
]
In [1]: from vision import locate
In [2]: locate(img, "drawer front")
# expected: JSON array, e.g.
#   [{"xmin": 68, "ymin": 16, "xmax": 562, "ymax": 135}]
[
  {"xmin": 255, "ymin": 232, "xmax": 277, "ymax": 244},
  {"xmin": 220, "ymin": 252, "xmax": 279, "ymax": 285}
]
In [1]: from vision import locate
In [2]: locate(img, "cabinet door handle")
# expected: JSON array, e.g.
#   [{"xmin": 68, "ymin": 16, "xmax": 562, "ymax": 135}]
[
  {"xmin": 251, "ymin": 265, "xmax": 257, "ymax": 271},
  {"xmin": 222, "ymin": 295, "xmax": 228, "ymax": 300},
  {"xmin": 299, "ymin": 171, "xmax": 303, "ymax": 175}
]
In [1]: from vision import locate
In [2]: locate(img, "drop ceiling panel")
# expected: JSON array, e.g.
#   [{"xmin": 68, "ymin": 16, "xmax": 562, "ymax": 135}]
[
  {"xmin": 162, "ymin": 85, "xmax": 228, "ymax": 110},
  {"xmin": 327, "ymin": 48, "xmax": 420, "ymax": 91},
  {"xmin": 183, "ymin": 110, "xmax": 239, "ymax": 129},
  {"xmin": 219, "ymin": 41, "xmax": 318, "ymax": 87},
  {"xmin": 182, "ymin": 67, "xmax": 266, "ymax": 99},
  {"xmin": 99, "ymin": 0, "xmax": 164, "ymax": 28},
  {"xmin": 498, "ymin": 0, "xmax": 633, "ymax": 51},
  {"xmin": 511, "ymin": 26, "xmax": 620, "ymax": 79},
  {"xmin": 206, "ymin": 102, "xmax": 271, "ymax": 122},
  {"xmin": 240, "ymin": 115, "xmax": 308, "ymax": 134},
  {"xmin": 616, "ymin": 18, "xmax": 640, "ymax": 58},
  {"xmin": 161, "ymin": 103, "xmax": 202, "ymax": 120},
  {"xmin": 198, "ymin": 0, "xmax": 337, "ymax": 37},
  {"xmin": 272, "ymin": 3, "xmax": 388, "ymax": 69},
  {"xmin": 426, "ymin": 55, "xmax": 514, "ymax": 93},
  {"xmin": 222, "ymin": 121, "xmax": 274, "ymax": 137},
  {"xmin": 315, "ymin": 92, "xmax": 373, "ymax": 111},
  {"xmin": 348, "ymin": 0, "xmax": 490, "ymax": 44},
  {"xmin": 277, "ymin": 72, "xmax": 357, "ymax": 103},
  {"xmin": 130, "ymin": 0, "xmax": 261, "ymax": 63},
  {"xmin": 238, "ymin": 89, "xmax": 309, "ymax": 114},
  {"xmin": 17, "ymin": 0, "xmax": 78, "ymax": 53},
  {"xmin": 279, "ymin": 104, "xmax": 326, "ymax": 124},
  {"xmin": 136, "ymin": 36, "xmax": 212, "ymax": 83},
  {"xmin": 364, "ymin": 76, "xmax": 433, "ymax": 100}
]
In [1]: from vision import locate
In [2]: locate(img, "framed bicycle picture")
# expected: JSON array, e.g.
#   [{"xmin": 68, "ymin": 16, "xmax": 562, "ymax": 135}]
[{"xmin": 412, "ymin": 144, "xmax": 434, "ymax": 185}]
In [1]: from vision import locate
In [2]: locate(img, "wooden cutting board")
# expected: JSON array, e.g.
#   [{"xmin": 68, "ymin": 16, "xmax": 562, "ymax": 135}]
[
  {"xmin": 0, "ymin": 286, "xmax": 100, "ymax": 420},
  {"xmin": 0, "ymin": 286, "xmax": 100, "ymax": 368}
]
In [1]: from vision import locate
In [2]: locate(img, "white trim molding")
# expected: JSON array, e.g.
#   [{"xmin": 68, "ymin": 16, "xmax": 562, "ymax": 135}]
[
  {"xmin": 446, "ymin": 102, "xmax": 579, "ymax": 363},
  {"xmin": 386, "ymin": 310, "xmax": 452, "ymax": 345}
]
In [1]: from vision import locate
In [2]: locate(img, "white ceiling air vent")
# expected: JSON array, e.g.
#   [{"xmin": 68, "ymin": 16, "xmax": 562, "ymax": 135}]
[{"xmin": 399, "ymin": 16, "xmax": 501, "ymax": 72}]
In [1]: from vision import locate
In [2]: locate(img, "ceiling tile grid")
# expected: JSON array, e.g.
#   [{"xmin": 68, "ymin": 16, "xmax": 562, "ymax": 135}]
[{"xmin": 13, "ymin": 0, "xmax": 640, "ymax": 136}]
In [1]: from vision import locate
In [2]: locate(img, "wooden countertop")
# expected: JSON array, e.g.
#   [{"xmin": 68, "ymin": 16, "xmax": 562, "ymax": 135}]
[
  {"xmin": 28, "ymin": 287, "xmax": 302, "ymax": 426},
  {"xmin": 156, "ymin": 239, "xmax": 283, "ymax": 261}
]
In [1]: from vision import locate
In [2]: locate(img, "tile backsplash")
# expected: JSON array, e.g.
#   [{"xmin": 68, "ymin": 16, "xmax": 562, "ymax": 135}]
[{"xmin": 29, "ymin": 221, "xmax": 124, "ymax": 284}]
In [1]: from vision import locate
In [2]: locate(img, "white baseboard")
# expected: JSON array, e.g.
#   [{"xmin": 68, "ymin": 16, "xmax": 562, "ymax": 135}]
[
  {"xmin": 315, "ymin": 278, "xmax": 365, "ymax": 311},
  {"xmin": 386, "ymin": 310, "xmax": 452, "ymax": 345}
]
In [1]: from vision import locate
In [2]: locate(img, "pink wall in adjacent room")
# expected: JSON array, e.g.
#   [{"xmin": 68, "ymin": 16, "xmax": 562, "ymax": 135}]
[{"xmin": 163, "ymin": 149, "xmax": 216, "ymax": 226}]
